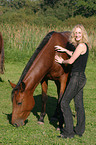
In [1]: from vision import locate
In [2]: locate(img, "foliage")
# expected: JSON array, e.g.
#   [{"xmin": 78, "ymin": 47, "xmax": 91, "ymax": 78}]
[
  {"xmin": 64, "ymin": 15, "xmax": 96, "ymax": 28},
  {"xmin": 0, "ymin": 0, "xmax": 26, "ymax": 9},
  {"xmin": 0, "ymin": 0, "xmax": 96, "ymax": 22},
  {"xmin": 54, "ymin": 5, "xmax": 69, "ymax": 21},
  {"xmin": 33, "ymin": 15, "xmax": 64, "ymax": 27},
  {"xmin": 74, "ymin": 0, "xmax": 96, "ymax": 17}
]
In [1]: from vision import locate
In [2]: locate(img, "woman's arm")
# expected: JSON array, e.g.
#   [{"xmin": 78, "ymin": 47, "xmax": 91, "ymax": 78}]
[
  {"xmin": 55, "ymin": 45, "xmax": 73, "ymax": 56},
  {"xmin": 55, "ymin": 43, "xmax": 86, "ymax": 64}
]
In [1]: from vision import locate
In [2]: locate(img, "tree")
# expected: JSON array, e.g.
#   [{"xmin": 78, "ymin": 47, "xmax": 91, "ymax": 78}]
[{"xmin": 74, "ymin": 0, "xmax": 96, "ymax": 17}]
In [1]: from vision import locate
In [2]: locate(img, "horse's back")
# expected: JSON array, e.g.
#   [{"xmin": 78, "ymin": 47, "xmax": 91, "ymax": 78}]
[
  {"xmin": 60, "ymin": 31, "xmax": 71, "ymax": 37},
  {"xmin": 44, "ymin": 31, "xmax": 71, "ymax": 80},
  {"xmin": 53, "ymin": 31, "xmax": 71, "ymax": 39}
]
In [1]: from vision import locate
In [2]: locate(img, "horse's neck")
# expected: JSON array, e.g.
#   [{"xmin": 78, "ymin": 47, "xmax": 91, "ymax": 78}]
[{"xmin": 23, "ymin": 47, "xmax": 54, "ymax": 91}]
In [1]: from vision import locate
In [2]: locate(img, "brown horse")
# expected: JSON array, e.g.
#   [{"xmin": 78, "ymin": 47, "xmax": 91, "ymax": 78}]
[
  {"xmin": 9, "ymin": 31, "xmax": 72, "ymax": 127},
  {"xmin": 0, "ymin": 32, "xmax": 4, "ymax": 74}
]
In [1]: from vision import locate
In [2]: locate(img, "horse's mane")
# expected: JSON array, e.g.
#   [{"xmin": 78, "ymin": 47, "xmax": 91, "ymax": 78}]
[{"xmin": 15, "ymin": 31, "xmax": 55, "ymax": 89}]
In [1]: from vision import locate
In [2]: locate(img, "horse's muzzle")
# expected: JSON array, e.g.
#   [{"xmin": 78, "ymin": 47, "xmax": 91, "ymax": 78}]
[{"xmin": 12, "ymin": 119, "xmax": 24, "ymax": 127}]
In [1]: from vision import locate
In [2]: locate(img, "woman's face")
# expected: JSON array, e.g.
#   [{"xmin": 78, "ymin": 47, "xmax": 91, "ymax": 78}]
[{"xmin": 74, "ymin": 27, "xmax": 82, "ymax": 42}]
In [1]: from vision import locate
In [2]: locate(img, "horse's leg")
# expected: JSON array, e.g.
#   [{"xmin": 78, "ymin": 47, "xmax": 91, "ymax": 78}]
[
  {"xmin": 50, "ymin": 80, "xmax": 60, "ymax": 121},
  {"xmin": 51, "ymin": 74, "xmax": 69, "ymax": 121},
  {"xmin": 38, "ymin": 79, "xmax": 48, "ymax": 124}
]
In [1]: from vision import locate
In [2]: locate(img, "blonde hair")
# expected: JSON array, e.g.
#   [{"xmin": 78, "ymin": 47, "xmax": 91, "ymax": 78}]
[{"xmin": 69, "ymin": 24, "xmax": 91, "ymax": 49}]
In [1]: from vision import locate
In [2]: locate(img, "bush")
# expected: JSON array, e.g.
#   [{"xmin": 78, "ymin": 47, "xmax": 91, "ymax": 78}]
[
  {"xmin": 54, "ymin": 6, "xmax": 69, "ymax": 21},
  {"xmin": 64, "ymin": 15, "xmax": 96, "ymax": 29},
  {"xmin": 33, "ymin": 15, "xmax": 63, "ymax": 27}
]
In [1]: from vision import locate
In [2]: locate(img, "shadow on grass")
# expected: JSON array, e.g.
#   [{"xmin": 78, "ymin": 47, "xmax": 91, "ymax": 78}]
[
  {"xmin": 3, "ymin": 112, "xmax": 28, "ymax": 127},
  {"xmin": 2, "ymin": 112, "xmax": 12, "ymax": 125},
  {"xmin": 32, "ymin": 94, "xmax": 58, "ymax": 128},
  {"xmin": 7, "ymin": 113, "xmax": 12, "ymax": 124},
  {"xmin": 0, "ymin": 77, "xmax": 4, "ymax": 82}
]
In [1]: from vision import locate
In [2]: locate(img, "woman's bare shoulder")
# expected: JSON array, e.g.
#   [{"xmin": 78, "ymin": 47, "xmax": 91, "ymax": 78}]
[
  {"xmin": 78, "ymin": 43, "xmax": 87, "ymax": 54},
  {"xmin": 78, "ymin": 43, "xmax": 87, "ymax": 47}
]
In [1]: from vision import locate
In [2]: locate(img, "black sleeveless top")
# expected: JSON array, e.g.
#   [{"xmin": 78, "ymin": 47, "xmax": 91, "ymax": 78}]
[{"xmin": 66, "ymin": 42, "xmax": 89, "ymax": 73}]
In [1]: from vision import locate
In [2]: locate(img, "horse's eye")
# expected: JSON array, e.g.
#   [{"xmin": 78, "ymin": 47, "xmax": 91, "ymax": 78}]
[{"xmin": 17, "ymin": 102, "xmax": 22, "ymax": 105}]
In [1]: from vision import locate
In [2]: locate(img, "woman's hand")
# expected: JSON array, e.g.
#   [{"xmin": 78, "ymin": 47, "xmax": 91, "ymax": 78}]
[
  {"xmin": 55, "ymin": 45, "xmax": 66, "ymax": 52},
  {"xmin": 55, "ymin": 55, "xmax": 64, "ymax": 64},
  {"xmin": 55, "ymin": 45, "xmax": 73, "ymax": 56}
]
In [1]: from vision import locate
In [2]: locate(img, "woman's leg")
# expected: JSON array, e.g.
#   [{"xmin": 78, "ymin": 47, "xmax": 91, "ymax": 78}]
[
  {"xmin": 61, "ymin": 75, "xmax": 79, "ymax": 136},
  {"xmin": 74, "ymin": 88, "xmax": 85, "ymax": 136}
]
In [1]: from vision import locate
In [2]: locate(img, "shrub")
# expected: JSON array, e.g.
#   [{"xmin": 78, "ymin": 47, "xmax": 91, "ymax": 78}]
[{"xmin": 33, "ymin": 15, "xmax": 63, "ymax": 27}]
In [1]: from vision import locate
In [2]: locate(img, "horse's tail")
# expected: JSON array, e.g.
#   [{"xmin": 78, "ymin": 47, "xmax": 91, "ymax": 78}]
[{"xmin": 0, "ymin": 32, "xmax": 4, "ymax": 74}]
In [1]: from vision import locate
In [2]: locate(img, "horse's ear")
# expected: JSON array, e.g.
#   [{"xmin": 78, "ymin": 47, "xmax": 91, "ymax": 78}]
[
  {"xmin": 20, "ymin": 82, "xmax": 26, "ymax": 92},
  {"xmin": 8, "ymin": 80, "xmax": 16, "ymax": 88}
]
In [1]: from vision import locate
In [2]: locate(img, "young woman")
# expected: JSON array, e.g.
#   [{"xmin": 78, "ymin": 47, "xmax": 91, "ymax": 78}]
[{"xmin": 55, "ymin": 24, "xmax": 91, "ymax": 138}]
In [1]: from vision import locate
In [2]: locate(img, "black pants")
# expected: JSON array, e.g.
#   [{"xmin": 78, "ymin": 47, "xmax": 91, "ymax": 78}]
[{"xmin": 60, "ymin": 72, "xmax": 86, "ymax": 136}]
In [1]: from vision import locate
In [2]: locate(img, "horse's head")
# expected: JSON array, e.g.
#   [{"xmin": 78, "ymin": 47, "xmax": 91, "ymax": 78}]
[{"xmin": 9, "ymin": 80, "xmax": 35, "ymax": 127}]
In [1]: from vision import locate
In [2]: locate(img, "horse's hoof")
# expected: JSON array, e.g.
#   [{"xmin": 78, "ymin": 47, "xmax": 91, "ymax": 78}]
[{"xmin": 38, "ymin": 121, "xmax": 44, "ymax": 125}]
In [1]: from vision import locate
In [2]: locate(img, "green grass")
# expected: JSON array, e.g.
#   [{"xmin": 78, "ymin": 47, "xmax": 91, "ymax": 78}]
[
  {"xmin": 0, "ymin": 49, "xmax": 96, "ymax": 145},
  {"xmin": 0, "ymin": 21, "xmax": 96, "ymax": 144}
]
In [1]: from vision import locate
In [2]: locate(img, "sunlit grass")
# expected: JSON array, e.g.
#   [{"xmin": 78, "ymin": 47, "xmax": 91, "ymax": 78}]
[
  {"xmin": 0, "ymin": 55, "xmax": 96, "ymax": 144},
  {"xmin": 0, "ymin": 22, "xmax": 96, "ymax": 144}
]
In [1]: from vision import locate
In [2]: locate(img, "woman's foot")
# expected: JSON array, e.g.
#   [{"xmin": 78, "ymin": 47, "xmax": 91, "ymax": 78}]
[{"xmin": 60, "ymin": 133, "xmax": 74, "ymax": 138}]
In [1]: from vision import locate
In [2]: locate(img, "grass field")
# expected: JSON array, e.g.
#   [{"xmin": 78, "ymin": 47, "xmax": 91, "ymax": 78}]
[
  {"xmin": 0, "ymin": 47, "xmax": 96, "ymax": 145},
  {"xmin": 0, "ymin": 22, "xmax": 96, "ymax": 144}
]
